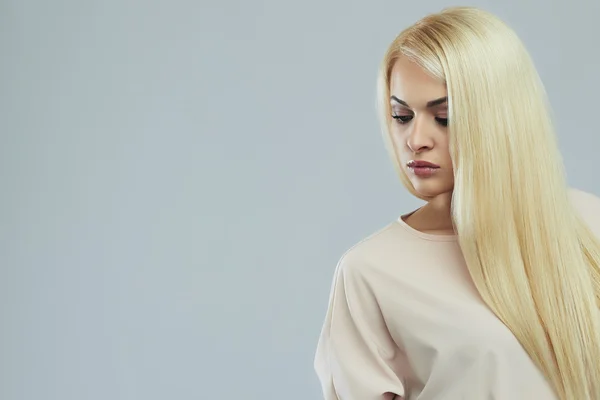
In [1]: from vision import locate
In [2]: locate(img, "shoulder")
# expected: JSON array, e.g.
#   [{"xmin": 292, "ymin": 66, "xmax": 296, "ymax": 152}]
[
  {"xmin": 568, "ymin": 187, "xmax": 600, "ymax": 207},
  {"xmin": 568, "ymin": 187, "xmax": 600, "ymax": 236},
  {"xmin": 334, "ymin": 219, "xmax": 410, "ymax": 279}
]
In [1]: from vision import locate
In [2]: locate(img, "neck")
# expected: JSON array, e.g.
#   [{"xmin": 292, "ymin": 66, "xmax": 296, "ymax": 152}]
[
  {"xmin": 425, "ymin": 192, "xmax": 453, "ymax": 216},
  {"xmin": 415, "ymin": 192, "xmax": 454, "ymax": 232}
]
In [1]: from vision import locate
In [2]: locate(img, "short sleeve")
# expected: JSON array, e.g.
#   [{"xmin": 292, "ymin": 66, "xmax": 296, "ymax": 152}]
[{"xmin": 314, "ymin": 254, "xmax": 406, "ymax": 400}]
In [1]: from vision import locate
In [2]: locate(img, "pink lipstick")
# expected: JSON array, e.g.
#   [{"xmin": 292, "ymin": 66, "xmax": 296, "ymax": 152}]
[{"xmin": 407, "ymin": 160, "xmax": 440, "ymax": 178}]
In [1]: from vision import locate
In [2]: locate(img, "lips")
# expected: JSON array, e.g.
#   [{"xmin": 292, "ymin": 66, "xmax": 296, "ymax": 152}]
[{"xmin": 407, "ymin": 160, "xmax": 440, "ymax": 168}]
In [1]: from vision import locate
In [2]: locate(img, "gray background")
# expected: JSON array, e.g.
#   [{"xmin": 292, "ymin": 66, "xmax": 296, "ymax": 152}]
[{"xmin": 1, "ymin": 0, "xmax": 599, "ymax": 399}]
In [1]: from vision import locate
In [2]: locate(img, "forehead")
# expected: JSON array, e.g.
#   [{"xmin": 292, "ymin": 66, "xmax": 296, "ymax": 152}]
[{"xmin": 389, "ymin": 57, "xmax": 447, "ymax": 107}]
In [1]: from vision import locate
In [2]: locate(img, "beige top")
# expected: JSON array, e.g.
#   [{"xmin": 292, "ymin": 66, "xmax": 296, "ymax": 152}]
[{"xmin": 314, "ymin": 188, "xmax": 600, "ymax": 400}]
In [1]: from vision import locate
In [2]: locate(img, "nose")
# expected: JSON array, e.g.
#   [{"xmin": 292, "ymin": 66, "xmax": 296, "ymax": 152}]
[{"xmin": 406, "ymin": 117, "xmax": 434, "ymax": 153}]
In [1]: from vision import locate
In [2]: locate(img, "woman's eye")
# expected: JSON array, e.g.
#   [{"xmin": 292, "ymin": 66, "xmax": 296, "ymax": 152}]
[
  {"xmin": 435, "ymin": 117, "xmax": 448, "ymax": 127},
  {"xmin": 392, "ymin": 115, "xmax": 413, "ymax": 124}
]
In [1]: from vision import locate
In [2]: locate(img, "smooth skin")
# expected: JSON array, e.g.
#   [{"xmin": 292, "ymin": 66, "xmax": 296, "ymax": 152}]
[{"xmin": 389, "ymin": 57, "xmax": 455, "ymax": 235}]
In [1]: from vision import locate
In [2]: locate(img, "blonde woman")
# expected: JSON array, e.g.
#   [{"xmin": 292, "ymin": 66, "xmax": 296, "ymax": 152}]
[{"xmin": 314, "ymin": 6, "xmax": 600, "ymax": 400}]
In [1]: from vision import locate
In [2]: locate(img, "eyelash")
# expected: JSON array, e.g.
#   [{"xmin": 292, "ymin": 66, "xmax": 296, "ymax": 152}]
[{"xmin": 391, "ymin": 115, "xmax": 448, "ymax": 127}]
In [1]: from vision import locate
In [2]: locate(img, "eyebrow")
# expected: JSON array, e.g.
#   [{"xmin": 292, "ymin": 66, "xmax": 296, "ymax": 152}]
[{"xmin": 390, "ymin": 95, "xmax": 448, "ymax": 108}]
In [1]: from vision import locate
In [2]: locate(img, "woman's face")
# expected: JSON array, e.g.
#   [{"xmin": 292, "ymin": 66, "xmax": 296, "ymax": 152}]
[{"xmin": 389, "ymin": 57, "xmax": 454, "ymax": 199}]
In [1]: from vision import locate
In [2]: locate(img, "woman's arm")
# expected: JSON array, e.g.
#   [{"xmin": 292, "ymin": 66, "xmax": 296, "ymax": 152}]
[{"xmin": 314, "ymin": 254, "xmax": 407, "ymax": 400}]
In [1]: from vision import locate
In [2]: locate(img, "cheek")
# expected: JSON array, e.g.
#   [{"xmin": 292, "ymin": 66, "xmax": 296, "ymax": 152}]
[
  {"xmin": 390, "ymin": 129, "xmax": 407, "ymax": 152},
  {"xmin": 439, "ymin": 140, "xmax": 452, "ymax": 162},
  {"xmin": 391, "ymin": 136, "xmax": 409, "ymax": 164}
]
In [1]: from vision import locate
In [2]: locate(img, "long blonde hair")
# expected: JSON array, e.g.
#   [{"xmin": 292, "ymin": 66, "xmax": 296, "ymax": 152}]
[{"xmin": 377, "ymin": 7, "xmax": 600, "ymax": 399}]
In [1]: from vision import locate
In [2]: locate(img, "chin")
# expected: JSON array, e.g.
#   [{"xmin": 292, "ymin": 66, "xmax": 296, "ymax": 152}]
[{"xmin": 411, "ymin": 180, "xmax": 453, "ymax": 198}]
